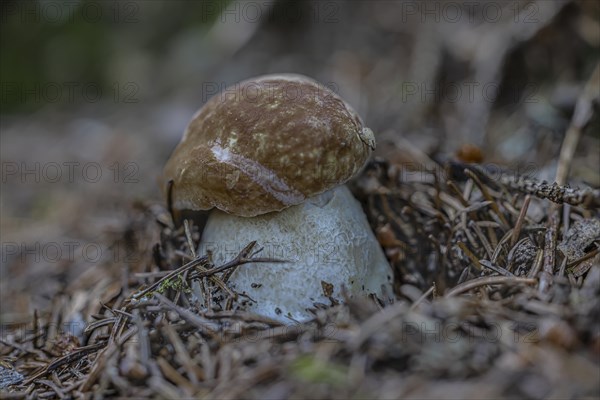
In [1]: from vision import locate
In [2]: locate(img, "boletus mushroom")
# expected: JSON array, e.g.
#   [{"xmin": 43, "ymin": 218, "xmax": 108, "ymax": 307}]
[{"xmin": 163, "ymin": 73, "xmax": 393, "ymax": 322}]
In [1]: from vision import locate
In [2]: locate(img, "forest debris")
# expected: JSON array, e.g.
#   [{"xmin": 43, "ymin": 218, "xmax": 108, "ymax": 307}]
[
  {"xmin": 539, "ymin": 212, "xmax": 559, "ymax": 294},
  {"xmin": 444, "ymin": 276, "xmax": 537, "ymax": 297},
  {"xmin": 559, "ymin": 219, "xmax": 600, "ymax": 276},
  {"xmin": 453, "ymin": 163, "xmax": 600, "ymax": 208},
  {"xmin": 0, "ymin": 365, "xmax": 24, "ymax": 389}
]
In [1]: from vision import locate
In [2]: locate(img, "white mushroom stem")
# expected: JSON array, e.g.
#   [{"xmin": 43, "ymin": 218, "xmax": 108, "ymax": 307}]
[{"xmin": 198, "ymin": 185, "xmax": 394, "ymax": 323}]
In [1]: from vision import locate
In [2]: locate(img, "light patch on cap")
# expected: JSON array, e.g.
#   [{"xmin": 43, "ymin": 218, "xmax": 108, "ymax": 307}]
[
  {"xmin": 211, "ymin": 144, "xmax": 305, "ymax": 206},
  {"xmin": 359, "ymin": 127, "xmax": 376, "ymax": 150}
]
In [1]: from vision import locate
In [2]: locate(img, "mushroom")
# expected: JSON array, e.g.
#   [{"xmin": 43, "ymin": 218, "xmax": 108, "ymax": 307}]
[{"xmin": 163, "ymin": 73, "xmax": 393, "ymax": 322}]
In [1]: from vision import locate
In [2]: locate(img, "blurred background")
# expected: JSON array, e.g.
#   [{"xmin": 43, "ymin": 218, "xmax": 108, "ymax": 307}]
[{"xmin": 1, "ymin": 0, "xmax": 599, "ymax": 316}]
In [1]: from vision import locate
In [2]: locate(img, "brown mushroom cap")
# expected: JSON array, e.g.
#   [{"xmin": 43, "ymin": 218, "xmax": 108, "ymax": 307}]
[{"xmin": 162, "ymin": 73, "xmax": 375, "ymax": 217}]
